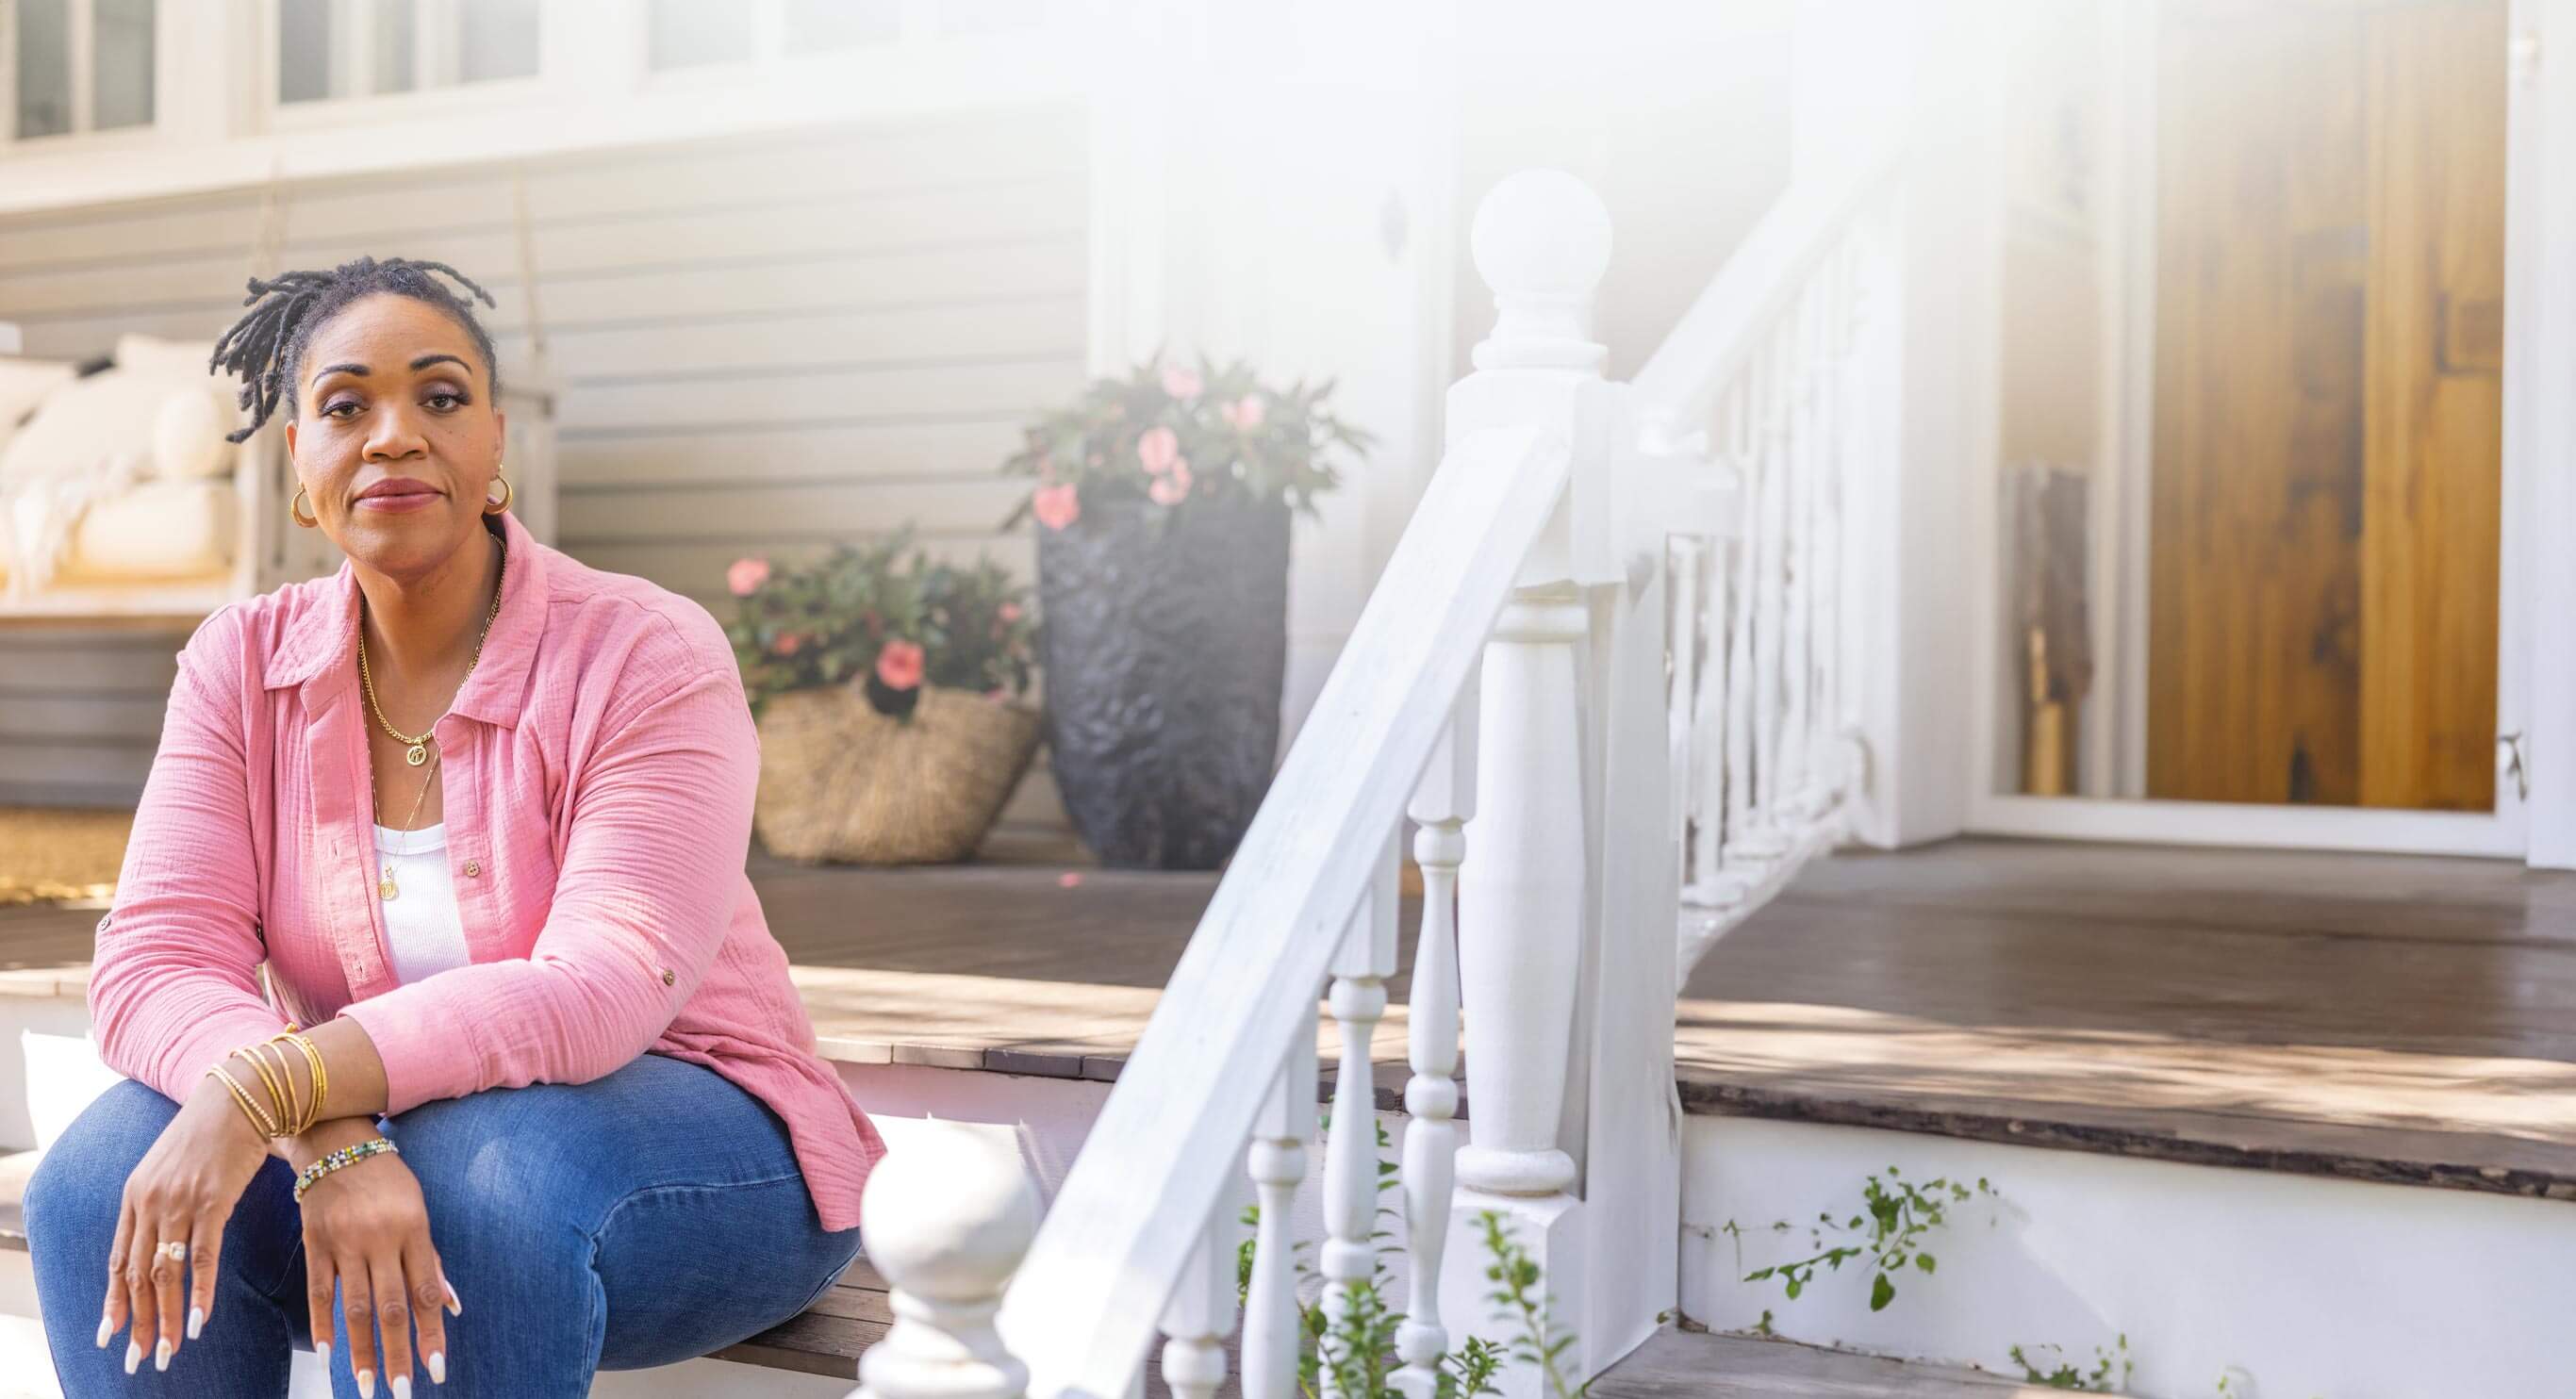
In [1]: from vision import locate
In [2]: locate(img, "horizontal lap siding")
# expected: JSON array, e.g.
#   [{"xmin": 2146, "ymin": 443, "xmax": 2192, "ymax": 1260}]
[{"xmin": 0, "ymin": 106, "xmax": 1085, "ymax": 808}]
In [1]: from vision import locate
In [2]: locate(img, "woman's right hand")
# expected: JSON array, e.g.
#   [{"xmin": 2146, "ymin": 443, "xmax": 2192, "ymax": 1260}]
[{"xmin": 100, "ymin": 1078, "xmax": 272, "ymax": 1374}]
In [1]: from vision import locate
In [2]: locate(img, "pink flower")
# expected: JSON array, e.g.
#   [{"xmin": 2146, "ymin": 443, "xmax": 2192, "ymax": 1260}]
[
  {"xmin": 1148, "ymin": 459, "xmax": 1194, "ymax": 507},
  {"xmin": 875, "ymin": 639, "xmax": 926, "ymax": 692},
  {"xmin": 1136, "ymin": 425, "xmax": 1181, "ymax": 477},
  {"xmin": 1058, "ymin": 872, "xmax": 1084, "ymax": 889},
  {"xmin": 772, "ymin": 632, "xmax": 804, "ymax": 656},
  {"xmin": 999, "ymin": 601, "xmax": 1024, "ymax": 622},
  {"xmin": 1032, "ymin": 483, "xmax": 1082, "ymax": 531},
  {"xmin": 1161, "ymin": 364, "xmax": 1204, "ymax": 401},
  {"xmin": 727, "ymin": 557, "xmax": 770, "ymax": 597},
  {"xmin": 1222, "ymin": 394, "xmax": 1265, "ymax": 431}
]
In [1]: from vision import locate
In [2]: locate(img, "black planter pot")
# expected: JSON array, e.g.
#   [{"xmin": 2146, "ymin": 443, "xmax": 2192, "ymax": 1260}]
[{"xmin": 1036, "ymin": 489, "xmax": 1290, "ymax": 870}]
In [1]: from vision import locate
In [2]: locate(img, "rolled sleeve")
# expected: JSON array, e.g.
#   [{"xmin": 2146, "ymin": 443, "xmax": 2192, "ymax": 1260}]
[
  {"xmin": 89, "ymin": 610, "xmax": 289, "ymax": 1098},
  {"xmin": 339, "ymin": 661, "xmax": 754, "ymax": 1113}
]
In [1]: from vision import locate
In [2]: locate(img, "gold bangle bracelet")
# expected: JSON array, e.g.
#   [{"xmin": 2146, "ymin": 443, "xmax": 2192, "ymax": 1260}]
[
  {"xmin": 263, "ymin": 1041, "xmax": 310, "ymax": 1135},
  {"xmin": 234, "ymin": 1045, "xmax": 290, "ymax": 1135},
  {"xmin": 250, "ymin": 1042, "xmax": 297, "ymax": 1135},
  {"xmin": 206, "ymin": 1064, "xmax": 279, "ymax": 1138},
  {"xmin": 270, "ymin": 1032, "xmax": 327, "ymax": 1133},
  {"xmin": 270, "ymin": 1035, "xmax": 326, "ymax": 1133}
]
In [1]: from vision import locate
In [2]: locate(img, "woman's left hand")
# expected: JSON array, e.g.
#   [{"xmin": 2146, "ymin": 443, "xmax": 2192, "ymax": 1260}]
[{"xmin": 293, "ymin": 1127, "xmax": 457, "ymax": 1394}]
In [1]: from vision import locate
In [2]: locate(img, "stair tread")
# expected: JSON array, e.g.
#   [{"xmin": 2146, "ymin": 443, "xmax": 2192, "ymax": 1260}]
[{"xmin": 1595, "ymin": 1327, "xmax": 2057, "ymax": 1398}]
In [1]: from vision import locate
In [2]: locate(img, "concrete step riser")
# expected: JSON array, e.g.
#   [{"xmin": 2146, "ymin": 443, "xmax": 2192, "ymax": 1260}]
[{"xmin": 1684, "ymin": 1116, "xmax": 2576, "ymax": 1399}]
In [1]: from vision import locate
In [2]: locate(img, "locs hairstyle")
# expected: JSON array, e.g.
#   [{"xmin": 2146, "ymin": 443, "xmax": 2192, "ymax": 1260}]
[{"xmin": 206, "ymin": 255, "xmax": 503, "ymax": 445}]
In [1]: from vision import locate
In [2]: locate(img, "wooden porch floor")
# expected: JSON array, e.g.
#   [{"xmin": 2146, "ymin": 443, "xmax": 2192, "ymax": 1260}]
[{"xmin": 3, "ymin": 831, "xmax": 2570, "ymax": 1201}]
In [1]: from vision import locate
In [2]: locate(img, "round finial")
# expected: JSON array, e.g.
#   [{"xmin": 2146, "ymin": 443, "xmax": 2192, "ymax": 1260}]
[
  {"xmin": 863, "ymin": 1124, "xmax": 1040, "ymax": 1303},
  {"xmin": 1467, "ymin": 170, "xmax": 1612, "ymax": 371},
  {"xmin": 1471, "ymin": 169, "xmax": 1612, "ymax": 304}
]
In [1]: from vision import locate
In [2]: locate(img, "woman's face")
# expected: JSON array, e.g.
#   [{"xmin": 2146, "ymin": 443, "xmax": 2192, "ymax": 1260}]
[{"xmin": 282, "ymin": 293, "xmax": 506, "ymax": 580}]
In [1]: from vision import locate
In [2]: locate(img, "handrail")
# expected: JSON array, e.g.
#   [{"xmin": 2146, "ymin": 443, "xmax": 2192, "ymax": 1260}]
[
  {"xmin": 1630, "ymin": 145, "xmax": 1904, "ymax": 434},
  {"xmin": 995, "ymin": 423, "xmax": 1573, "ymax": 1399}
]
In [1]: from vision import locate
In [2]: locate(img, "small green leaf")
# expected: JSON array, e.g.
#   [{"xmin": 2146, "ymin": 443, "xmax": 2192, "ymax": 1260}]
[
  {"xmin": 1916, "ymin": 1254, "xmax": 1937, "ymax": 1274},
  {"xmin": 1869, "ymin": 1273, "xmax": 1896, "ymax": 1311}
]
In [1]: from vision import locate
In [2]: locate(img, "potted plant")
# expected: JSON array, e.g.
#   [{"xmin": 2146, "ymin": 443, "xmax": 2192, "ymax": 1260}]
[
  {"xmin": 725, "ymin": 532, "xmax": 1041, "ymax": 865},
  {"xmin": 1004, "ymin": 356, "xmax": 1368, "ymax": 869}
]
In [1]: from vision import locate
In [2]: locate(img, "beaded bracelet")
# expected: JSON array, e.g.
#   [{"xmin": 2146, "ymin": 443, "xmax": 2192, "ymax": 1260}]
[{"xmin": 292, "ymin": 1138, "xmax": 399, "ymax": 1204}]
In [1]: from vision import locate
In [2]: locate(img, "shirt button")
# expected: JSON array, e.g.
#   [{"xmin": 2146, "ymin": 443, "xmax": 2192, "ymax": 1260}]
[
  {"xmin": 463, "ymin": 860, "xmax": 481, "ymax": 878},
  {"xmin": 661, "ymin": 968, "xmax": 676, "ymax": 986}
]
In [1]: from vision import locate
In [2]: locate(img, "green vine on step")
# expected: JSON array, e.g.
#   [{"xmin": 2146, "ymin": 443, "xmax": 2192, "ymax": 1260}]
[
  {"xmin": 1737, "ymin": 1166, "xmax": 1995, "ymax": 1313},
  {"xmin": 2007, "ymin": 1336, "xmax": 2131, "ymax": 1392}
]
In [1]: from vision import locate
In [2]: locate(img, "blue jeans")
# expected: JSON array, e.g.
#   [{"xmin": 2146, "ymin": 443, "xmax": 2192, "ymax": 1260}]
[{"xmin": 25, "ymin": 1053, "xmax": 865, "ymax": 1397}]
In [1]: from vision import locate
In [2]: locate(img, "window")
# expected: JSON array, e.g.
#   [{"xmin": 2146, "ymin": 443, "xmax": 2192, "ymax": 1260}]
[
  {"xmin": 645, "ymin": 0, "xmax": 1041, "ymax": 73},
  {"xmin": 277, "ymin": 0, "xmax": 538, "ymax": 106},
  {"xmin": 9, "ymin": 0, "xmax": 157, "ymax": 140}
]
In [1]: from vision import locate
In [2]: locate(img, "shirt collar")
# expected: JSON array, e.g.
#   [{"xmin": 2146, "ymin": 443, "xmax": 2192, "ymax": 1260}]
[{"xmin": 260, "ymin": 508, "xmax": 548, "ymax": 730}]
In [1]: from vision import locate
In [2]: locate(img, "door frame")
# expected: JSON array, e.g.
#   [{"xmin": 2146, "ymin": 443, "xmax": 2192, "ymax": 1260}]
[{"xmin": 1963, "ymin": 0, "xmax": 2568, "ymax": 863}]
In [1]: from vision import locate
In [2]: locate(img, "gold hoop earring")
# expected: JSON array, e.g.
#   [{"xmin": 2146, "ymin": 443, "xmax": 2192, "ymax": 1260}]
[
  {"xmin": 289, "ymin": 486, "xmax": 319, "ymax": 529},
  {"xmin": 484, "ymin": 469, "xmax": 512, "ymax": 516}
]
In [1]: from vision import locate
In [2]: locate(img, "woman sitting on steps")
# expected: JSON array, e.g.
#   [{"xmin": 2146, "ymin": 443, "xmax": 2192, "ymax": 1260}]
[{"xmin": 22, "ymin": 256, "xmax": 883, "ymax": 1397}]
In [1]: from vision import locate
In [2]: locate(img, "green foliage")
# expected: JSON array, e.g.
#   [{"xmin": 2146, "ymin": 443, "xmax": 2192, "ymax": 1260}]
[
  {"xmin": 1736, "ymin": 1167, "xmax": 1994, "ymax": 1314},
  {"xmin": 1000, "ymin": 354, "xmax": 1372, "ymax": 527},
  {"xmin": 2007, "ymin": 1336, "xmax": 2131, "ymax": 1392},
  {"xmin": 1232, "ymin": 1122, "xmax": 1591, "ymax": 1399},
  {"xmin": 722, "ymin": 528, "xmax": 1035, "ymax": 719}
]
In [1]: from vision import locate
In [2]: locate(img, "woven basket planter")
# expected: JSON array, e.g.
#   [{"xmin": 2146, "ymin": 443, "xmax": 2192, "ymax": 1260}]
[{"xmin": 752, "ymin": 684, "xmax": 1042, "ymax": 865}]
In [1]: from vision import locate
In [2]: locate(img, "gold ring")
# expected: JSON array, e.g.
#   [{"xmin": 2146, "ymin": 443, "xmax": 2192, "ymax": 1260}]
[{"xmin": 158, "ymin": 1241, "xmax": 186, "ymax": 1261}]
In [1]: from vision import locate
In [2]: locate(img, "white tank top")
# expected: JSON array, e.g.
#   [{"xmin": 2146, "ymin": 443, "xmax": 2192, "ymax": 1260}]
[{"xmin": 372, "ymin": 821, "xmax": 472, "ymax": 985}]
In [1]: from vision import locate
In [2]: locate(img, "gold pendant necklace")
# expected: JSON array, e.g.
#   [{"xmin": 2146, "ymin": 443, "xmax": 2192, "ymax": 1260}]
[
  {"xmin": 375, "ymin": 748, "xmax": 438, "ymax": 902},
  {"xmin": 359, "ymin": 533, "xmax": 506, "ymax": 769}
]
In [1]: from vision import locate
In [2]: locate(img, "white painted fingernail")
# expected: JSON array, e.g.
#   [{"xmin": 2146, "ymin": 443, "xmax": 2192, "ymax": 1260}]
[
  {"xmin": 442, "ymin": 1277, "xmax": 461, "ymax": 1316},
  {"xmin": 124, "ymin": 1340, "xmax": 140, "ymax": 1374},
  {"xmin": 428, "ymin": 1351, "xmax": 445, "ymax": 1384},
  {"xmin": 392, "ymin": 1374, "xmax": 412, "ymax": 1399},
  {"xmin": 188, "ymin": 1306, "xmax": 204, "ymax": 1340},
  {"xmin": 358, "ymin": 1366, "xmax": 375, "ymax": 1399},
  {"xmin": 95, "ymin": 1316, "xmax": 111, "ymax": 1348},
  {"xmin": 155, "ymin": 1339, "xmax": 171, "ymax": 1372},
  {"xmin": 317, "ymin": 1341, "xmax": 330, "ymax": 1369}
]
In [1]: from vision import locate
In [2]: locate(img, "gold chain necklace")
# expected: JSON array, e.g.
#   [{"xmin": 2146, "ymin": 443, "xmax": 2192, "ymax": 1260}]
[{"xmin": 359, "ymin": 535, "xmax": 507, "ymax": 767}]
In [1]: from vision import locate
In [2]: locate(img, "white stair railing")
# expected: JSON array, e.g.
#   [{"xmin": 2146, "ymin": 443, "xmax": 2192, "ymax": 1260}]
[
  {"xmin": 1641, "ymin": 152, "xmax": 1901, "ymax": 973},
  {"xmin": 845, "ymin": 152, "xmax": 1907, "ymax": 1399}
]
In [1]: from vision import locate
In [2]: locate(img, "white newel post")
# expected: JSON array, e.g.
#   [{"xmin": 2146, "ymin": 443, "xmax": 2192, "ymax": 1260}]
[
  {"xmin": 1444, "ymin": 170, "xmax": 1614, "ymax": 1399},
  {"xmin": 852, "ymin": 1127, "xmax": 1041, "ymax": 1399}
]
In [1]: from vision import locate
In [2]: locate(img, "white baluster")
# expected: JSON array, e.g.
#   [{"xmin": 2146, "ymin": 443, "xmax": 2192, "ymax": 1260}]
[
  {"xmin": 1457, "ymin": 591, "xmax": 1587, "ymax": 1197},
  {"xmin": 1734, "ymin": 329, "xmax": 1791, "ymax": 863},
  {"xmin": 1722, "ymin": 377, "xmax": 1758, "ymax": 864},
  {"xmin": 1320, "ymin": 837, "xmax": 1399, "ymax": 1397},
  {"xmin": 1158, "ymin": 1196, "xmax": 1236, "ymax": 1399},
  {"xmin": 853, "ymin": 1126, "xmax": 1039, "ymax": 1399},
  {"xmin": 1667, "ymin": 534, "xmax": 1706, "ymax": 887},
  {"xmin": 1242, "ymin": 998, "xmax": 1319, "ymax": 1399},
  {"xmin": 1396, "ymin": 710, "xmax": 1473, "ymax": 1399},
  {"xmin": 1777, "ymin": 282, "xmax": 1818, "ymax": 817}
]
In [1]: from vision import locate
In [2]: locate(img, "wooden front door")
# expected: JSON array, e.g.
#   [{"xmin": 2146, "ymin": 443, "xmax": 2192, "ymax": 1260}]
[{"xmin": 2147, "ymin": 0, "xmax": 2505, "ymax": 809}]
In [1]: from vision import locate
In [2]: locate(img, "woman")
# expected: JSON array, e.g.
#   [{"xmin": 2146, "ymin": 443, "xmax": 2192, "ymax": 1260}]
[{"xmin": 24, "ymin": 256, "xmax": 884, "ymax": 1397}]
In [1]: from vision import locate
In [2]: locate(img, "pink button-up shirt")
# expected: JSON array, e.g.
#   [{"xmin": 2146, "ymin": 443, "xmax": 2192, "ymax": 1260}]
[{"xmin": 89, "ymin": 509, "xmax": 883, "ymax": 1232}]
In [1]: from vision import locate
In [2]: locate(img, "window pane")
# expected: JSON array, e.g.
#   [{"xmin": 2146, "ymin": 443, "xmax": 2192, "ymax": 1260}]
[
  {"xmin": 373, "ymin": 0, "xmax": 417, "ymax": 94},
  {"xmin": 14, "ymin": 0, "xmax": 72, "ymax": 138},
  {"xmin": 936, "ymin": 0, "xmax": 1046, "ymax": 37},
  {"xmin": 782, "ymin": 0, "xmax": 901, "ymax": 50},
  {"xmin": 279, "ymin": 0, "xmax": 334, "ymax": 104},
  {"xmin": 648, "ymin": 0, "xmax": 753, "ymax": 69},
  {"xmin": 458, "ymin": 0, "xmax": 538, "ymax": 82},
  {"xmin": 92, "ymin": 0, "xmax": 157, "ymax": 130}
]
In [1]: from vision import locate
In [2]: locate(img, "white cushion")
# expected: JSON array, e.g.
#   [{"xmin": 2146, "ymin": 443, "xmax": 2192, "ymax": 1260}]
[
  {"xmin": 0, "ymin": 357, "xmax": 76, "ymax": 461},
  {"xmin": 111, "ymin": 333, "xmax": 220, "ymax": 375},
  {"xmin": 59, "ymin": 477, "xmax": 236, "ymax": 581},
  {"xmin": 0, "ymin": 364, "xmax": 241, "ymax": 490}
]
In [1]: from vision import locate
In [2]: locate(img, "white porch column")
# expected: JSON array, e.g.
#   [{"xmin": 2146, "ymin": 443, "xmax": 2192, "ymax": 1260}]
[{"xmin": 1442, "ymin": 169, "xmax": 1612, "ymax": 1399}]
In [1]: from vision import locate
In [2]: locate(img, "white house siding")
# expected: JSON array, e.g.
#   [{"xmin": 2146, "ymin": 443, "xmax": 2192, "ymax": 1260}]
[{"xmin": 0, "ymin": 104, "xmax": 1087, "ymax": 809}]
